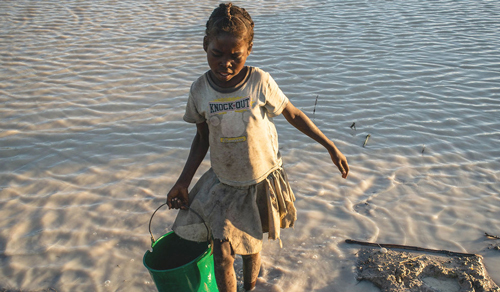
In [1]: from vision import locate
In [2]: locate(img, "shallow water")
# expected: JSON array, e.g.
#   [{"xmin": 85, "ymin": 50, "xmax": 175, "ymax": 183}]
[{"xmin": 1, "ymin": 0, "xmax": 499, "ymax": 291}]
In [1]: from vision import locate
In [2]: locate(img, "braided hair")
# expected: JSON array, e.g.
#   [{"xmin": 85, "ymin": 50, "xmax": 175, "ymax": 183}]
[{"xmin": 205, "ymin": 3, "xmax": 254, "ymax": 47}]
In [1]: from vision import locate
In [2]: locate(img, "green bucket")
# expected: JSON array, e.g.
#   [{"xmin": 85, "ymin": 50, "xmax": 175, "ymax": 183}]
[{"xmin": 143, "ymin": 204, "xmax": 218, "ymax": 292}]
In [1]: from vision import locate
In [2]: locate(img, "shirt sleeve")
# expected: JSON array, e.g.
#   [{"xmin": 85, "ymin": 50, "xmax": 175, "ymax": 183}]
[
  {"xmin": 262, "ymin": 72, "xmax": 289, "ymax": 117},
  {"xmin": 183, "ymin": 84, "xmax": 206, "ymax": 124}
]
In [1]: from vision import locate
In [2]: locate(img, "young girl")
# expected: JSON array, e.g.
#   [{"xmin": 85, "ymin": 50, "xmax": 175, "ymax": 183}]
[{"xmin": 167, "ymin": 3, "xmax": 349, "ymax": 291}]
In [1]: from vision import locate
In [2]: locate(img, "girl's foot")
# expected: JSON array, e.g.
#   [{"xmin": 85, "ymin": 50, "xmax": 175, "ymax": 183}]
[{"xmin": 237, "ymin": 282, "xmax": 255, "ymax": 292}]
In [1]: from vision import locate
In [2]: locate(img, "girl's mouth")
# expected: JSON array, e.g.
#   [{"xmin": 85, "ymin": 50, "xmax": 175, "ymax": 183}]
[{"xmin": 218, "ymin": 72, "xmax": 231, "ymax": 79}]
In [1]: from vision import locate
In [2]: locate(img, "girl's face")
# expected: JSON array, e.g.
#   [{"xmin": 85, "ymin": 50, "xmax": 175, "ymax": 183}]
[{"xmin": 204, "ymin": 33, "xmax": 252, "ymax": 88}]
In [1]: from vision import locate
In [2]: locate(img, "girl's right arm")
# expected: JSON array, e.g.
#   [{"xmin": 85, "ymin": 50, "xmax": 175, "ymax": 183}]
[{"xmin": 167, "ymin": 121, "xmax": 209, "ymax": 209}]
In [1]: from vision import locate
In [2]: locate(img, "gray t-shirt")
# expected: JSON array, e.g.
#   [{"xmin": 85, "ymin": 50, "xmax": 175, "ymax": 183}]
[{"xmin": 184, "ymin": 67, "xmax": 289, "ymax": 186}]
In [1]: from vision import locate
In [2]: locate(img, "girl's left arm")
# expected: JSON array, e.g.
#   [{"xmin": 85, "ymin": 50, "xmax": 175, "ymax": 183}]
[{"xmin": 282, "ymin": 101, "xmax": 349, "ymax": 178}]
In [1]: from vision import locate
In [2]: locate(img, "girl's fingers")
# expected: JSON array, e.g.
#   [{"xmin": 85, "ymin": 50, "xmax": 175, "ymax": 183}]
[
  {"xmin": 338, "ymin": 160, "xmax": 349, "ymax": 179},
  {"xmin": 171, "ymin": 197, "xmax": 181, "ymax": 209},
  {"xmin": 340, "ymin": 167, "xmax": 347, "ymax": 178},
  {"xmin": 167, "ymin": 187, "xmax": 189, "ymax": 209},
  {"xmin": 172, "ymin": 197, "xmax": 189, "ymax": 209},
  {"xmin": 342, "ymin": 161, "xmax": 349, "ymax": 178}
]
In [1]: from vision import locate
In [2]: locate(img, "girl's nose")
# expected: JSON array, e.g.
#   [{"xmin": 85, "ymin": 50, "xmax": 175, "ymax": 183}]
[{"xmin": 220, "ymin": 58, "xmax": 231, "ymax": 68}]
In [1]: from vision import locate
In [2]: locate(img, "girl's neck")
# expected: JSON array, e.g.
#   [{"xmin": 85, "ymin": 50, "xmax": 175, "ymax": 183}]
[{"xmin": 207, "ymin": 66, "xmax": 251, "ymax": 92}]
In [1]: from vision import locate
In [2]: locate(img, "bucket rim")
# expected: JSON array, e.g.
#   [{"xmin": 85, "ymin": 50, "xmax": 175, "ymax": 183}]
[{"xmin": 143, "ymin": 231, "xmax": 212, "ymax": 273}]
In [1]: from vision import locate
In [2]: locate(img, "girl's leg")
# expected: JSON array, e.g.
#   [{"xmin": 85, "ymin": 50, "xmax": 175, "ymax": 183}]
[
  {"xmin": 213, "ymin": 239, "xmax": 237, "ymax": 292},
  {"xmin": 242, "ymin": 252, "xmax": 261, "ymax": 291}
]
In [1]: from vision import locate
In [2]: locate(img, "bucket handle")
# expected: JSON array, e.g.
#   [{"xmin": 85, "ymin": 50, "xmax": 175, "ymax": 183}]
[{"xmin": 148, "ymin": 203, "xmax": 211, "ymax": 246}]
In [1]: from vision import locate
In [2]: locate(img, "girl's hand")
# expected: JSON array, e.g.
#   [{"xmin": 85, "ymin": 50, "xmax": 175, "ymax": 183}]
[
  {"xmin": 166, "ymin": 184, "xmax": 189, "ymax": 210},
  {"xmin": 329, "ymin": 148, "xmax": 349, "ymax": 179}
]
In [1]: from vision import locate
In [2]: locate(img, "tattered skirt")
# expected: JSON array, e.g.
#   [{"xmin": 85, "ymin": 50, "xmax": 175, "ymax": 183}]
[{"xmin": 172, "ymin": 167, "xmax": 296, "ymax": 255}]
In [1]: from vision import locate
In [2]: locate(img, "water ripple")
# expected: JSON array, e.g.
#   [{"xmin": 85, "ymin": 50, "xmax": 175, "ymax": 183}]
[{"xmin": 1, "ymin": 0, "xmax": 500, "ymax": 291}]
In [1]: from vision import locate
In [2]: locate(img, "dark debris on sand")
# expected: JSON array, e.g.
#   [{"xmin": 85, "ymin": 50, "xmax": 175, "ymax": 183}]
[{"xmin": 355, "ymin": 248, "xmax": 500, "ymax": 292}]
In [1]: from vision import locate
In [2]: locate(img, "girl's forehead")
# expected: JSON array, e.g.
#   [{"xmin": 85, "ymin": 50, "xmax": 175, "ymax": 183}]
[
  {"xmin": 210, "ymin": 34, "xmax": 248, "ymax": 50},
  {"xmin": 214, "ymin": 31, "xmax": 248, "ymax": 42}
]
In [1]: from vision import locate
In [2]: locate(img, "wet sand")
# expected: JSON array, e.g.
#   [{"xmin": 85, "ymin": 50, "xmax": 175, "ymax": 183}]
[{"xmin": 1, "ymin": 0, "xmax": 500, "ymax": 291}]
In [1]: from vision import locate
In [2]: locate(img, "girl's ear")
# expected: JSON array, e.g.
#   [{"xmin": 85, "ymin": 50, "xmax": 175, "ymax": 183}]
[
  {"xmin": 247, "ymin": 42, "xmax": 253, "ymax": 55},
  {"xmin": 203, "ymin": 36, "xmax": 209, "ymax": 52}
]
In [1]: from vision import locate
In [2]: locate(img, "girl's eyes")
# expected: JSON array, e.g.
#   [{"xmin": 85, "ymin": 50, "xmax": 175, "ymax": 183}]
[{"xmin": 211, "ymin": 52, "xmax": 243, "ymax": 61}]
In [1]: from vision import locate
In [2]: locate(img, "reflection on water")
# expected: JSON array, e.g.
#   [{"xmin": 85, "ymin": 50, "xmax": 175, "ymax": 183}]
[{"xmin": 1, "ymin": 0, "xmax": 499, "ymax": 291}]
